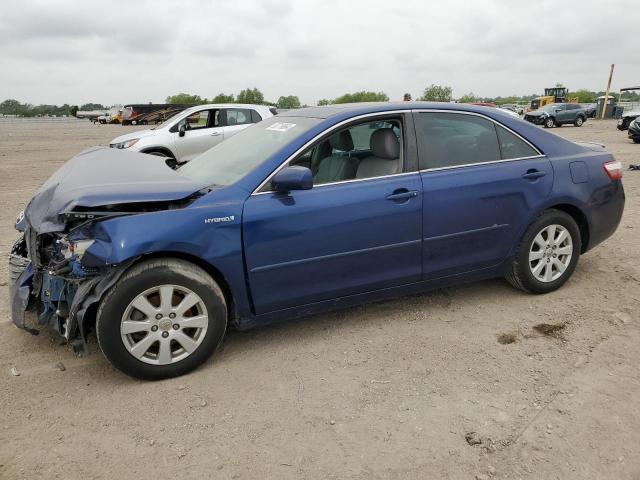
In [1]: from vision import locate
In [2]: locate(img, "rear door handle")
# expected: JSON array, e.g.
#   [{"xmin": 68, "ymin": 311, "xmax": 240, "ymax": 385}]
[
  {"xmin": 386, "ymin": 190, "xmax": 419, "ymax": 201},
  {"xmin": 522, "ymin": 169, "xmax": 546, "ymax": 180}
]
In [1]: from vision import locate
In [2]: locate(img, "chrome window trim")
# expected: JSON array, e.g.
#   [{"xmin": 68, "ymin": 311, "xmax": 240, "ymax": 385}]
[
  {"xmin": 251, "ymin": 110, "xmax": 411, "ymax": 195},
  {"xmin": 419, "ymin": 154, "xmax": 546, "ymax": 174},
  {"xmin": 251, "ymin": 108, "xmax": 545, "ymax": 195}
]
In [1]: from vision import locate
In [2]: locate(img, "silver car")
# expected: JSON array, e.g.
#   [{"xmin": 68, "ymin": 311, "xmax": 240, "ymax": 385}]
[{"xmin": 109, "ymin": 104, "xmax": 274, "ymax": 165}]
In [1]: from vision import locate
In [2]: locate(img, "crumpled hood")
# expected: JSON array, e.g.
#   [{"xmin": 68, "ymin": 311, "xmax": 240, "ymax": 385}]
[
  {"xmin": 110, "ymin": 128, "xmax": 157, "ymax": 144},
  {"xmin": 526, "ymin": 110, "xmax": 547, "ymax": 117},
  {"xmin": 622, "ymin": 110, "xmax": 640, "ymax": 118},
  {"xmin": 24, "ymin": 147, "xmax": 207, "ymax": 233}
]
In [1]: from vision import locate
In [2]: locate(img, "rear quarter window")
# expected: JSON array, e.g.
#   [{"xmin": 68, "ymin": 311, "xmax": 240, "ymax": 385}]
[{"xmin": 496, "ymin": 126, "xmax": 540, "ymax": 159}]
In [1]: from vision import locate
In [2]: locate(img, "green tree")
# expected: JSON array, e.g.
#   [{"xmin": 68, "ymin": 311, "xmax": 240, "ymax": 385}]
[
  {"xmin": 165, "ymin": 93, "xmax": 205, "ymax": 105},
  {"xmin": 237, "ymin": 87, "xmax": 264, "ymax": 104},
  {"xmin": 0, "ymin": 99, "xmax": 29, "ymax": 115},
  {"xmin": 568, "ymin": 89, "xmax": 596, "ymax": 103},
  {"xmin": 70, "ymin": 105, "xmax": 79, "ymax": 117},
  {"xmin": 210, "ymin": 93, "xmax": 235, "ymax": 103},
  {"xmin": 332, "ymin": 91, "xmax": 389, "ymax": 103},
  {"xmin": 79, "ymin": 103, "xmax": 105, "ymax": 110},
  {"xmin": 419, "ymin": 84, "xmax": 453, "ymax": 102},
  {"xmin": 458, "ymin": 92, "xmax": 477, "ymax": 103},
  {"xmin": 276, "ymin": 95, "xmax": 301, "ymax": 109},
  {"xmin": 317, "ymin": 99, "xmax": 331, "ymax": 106}
]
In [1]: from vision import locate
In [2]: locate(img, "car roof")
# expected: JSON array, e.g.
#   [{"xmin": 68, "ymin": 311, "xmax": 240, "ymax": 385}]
[
  {"xmin": 181, "ymin": 103, "xmax": 269, "ymax": 114},
  {"xmin": 276, "ymin": 102, "xmax": 511, "ymax": 119}
]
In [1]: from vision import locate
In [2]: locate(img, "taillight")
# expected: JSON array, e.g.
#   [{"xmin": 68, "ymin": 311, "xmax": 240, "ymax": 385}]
[{"xmin": 603, "ymin": 160, "xmax": 622, "ymax": 181}]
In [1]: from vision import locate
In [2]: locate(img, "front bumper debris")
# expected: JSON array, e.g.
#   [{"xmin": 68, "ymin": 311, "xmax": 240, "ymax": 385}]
[{"xmin": 9, "ymin": 234, "xmax": 136, "ymax": 354}]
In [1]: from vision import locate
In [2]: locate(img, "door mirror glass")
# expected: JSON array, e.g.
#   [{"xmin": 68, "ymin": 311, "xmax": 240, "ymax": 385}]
[{"xmin": 271, "ymin": 166, "xmax": 313, "ymax": 193}]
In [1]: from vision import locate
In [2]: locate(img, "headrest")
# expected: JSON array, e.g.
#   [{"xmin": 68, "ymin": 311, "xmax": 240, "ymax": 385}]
[
  {"xmin": 370, "ymin": 128, "xmax": 399, "ymax": 160},
  {"xmin": 329, "ymin": 130, "xmax": 354, "ymax": 151}
]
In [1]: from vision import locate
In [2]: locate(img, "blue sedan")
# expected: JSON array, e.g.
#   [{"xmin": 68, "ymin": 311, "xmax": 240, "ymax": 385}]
[{"xmin": 10, "ymin": 102, "xmax": 625, "ymax": 379}]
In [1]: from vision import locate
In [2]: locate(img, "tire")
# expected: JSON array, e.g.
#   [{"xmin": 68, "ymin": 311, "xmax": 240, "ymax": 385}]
[
  {"xmin": 96, "ymin": 259, "xmax": 227, "ymax": 380},
  {"xmin": 146, "ymin": 150, "xmax": 177, "ymax": 168},
  {"xmin": 574, "ymin": 116, "xmax": 584, "ymax": 127},
  {"xmin": 506, "ymin": 209, "xmax": 581, "ymax": 294},
  {"xmin": 544, "ymin": 117, "xmax": 555, "ymax": 128},
  {"xmin": 633, "ymin": 139, "xmax": 640, "ymax": 144}
]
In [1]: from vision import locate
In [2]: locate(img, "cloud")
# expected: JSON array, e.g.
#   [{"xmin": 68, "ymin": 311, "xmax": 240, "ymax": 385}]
[{"xmin": 0, "ymin": 0, "xmax": 637, "ymax": 105}]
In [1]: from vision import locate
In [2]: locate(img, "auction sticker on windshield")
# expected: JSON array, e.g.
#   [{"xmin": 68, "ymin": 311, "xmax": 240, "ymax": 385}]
[{"xmin": 266, "ymin": 122, "xmax": 297, "ymax": 132}]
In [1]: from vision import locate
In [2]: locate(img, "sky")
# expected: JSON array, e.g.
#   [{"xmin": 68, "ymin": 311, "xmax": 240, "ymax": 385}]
[{"xmin": 1, "ymin": 0, "xmax": 638, "ymax": 106}]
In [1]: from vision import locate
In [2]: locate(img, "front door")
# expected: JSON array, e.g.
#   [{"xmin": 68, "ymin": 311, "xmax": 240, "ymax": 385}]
[
  {"xmin": 174, "ymin": 109, "xmax": 223, "ymax": 161},
  {"xmin": 413, "ymin": 111, "xmax": 553, "ymax": 279},
  {"xmin": 242, "ymin": 116, "xmax": 423, "ymax": 314}
]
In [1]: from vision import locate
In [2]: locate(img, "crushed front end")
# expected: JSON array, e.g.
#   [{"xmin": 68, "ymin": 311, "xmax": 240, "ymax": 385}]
[{"xmin": 9, "ymin": 218, "xmax": 128, "ymax": 353}]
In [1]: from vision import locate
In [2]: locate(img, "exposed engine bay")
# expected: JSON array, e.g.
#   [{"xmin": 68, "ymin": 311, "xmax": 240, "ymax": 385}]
[{"xmin": 9, "ymin": 146, "xmax": 210, "ymax": 353}]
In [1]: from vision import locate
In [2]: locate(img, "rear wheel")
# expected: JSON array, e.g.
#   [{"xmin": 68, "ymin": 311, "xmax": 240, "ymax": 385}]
[
  {"xmin": 97, "ymin": 259, "xmax": 227, "ymax": 380},
  {"xmin": 544, "ymin": 117, "xmax": 555, "ymax": 128},
  {"xmin": 506, "ymin": 209, "xmax": 581, "ymax": 294},
  {"xmin": 574, "ymin": 116, "xmax": 584, "ymax": 127}
]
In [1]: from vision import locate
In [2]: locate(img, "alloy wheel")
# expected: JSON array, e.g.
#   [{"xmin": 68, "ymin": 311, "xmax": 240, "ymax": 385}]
[
  {"xmin": 528, "ymin": 224, "xmax": 573, "ymax": 283},
  {"xmin": 120, "ymin": 285, "xmax": 209, "ymax": 365}
]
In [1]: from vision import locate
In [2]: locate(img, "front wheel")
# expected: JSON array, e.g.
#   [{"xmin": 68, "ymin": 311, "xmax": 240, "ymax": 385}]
[
  {"xmin": 506, "ymin": 210, "xmax": 581, "ymax": 294},
  {"xmin": 544, "ymin": 117, "xmax": 555, "ymax": 128},
  {"xmin": 97, "ymin": 259, "xmax": 227, "ymax": 380}
]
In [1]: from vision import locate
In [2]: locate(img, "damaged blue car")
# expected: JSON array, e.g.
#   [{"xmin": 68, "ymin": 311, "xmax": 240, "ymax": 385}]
[{"xmin": 10, "ymin": 103, "xmax": 625, "ymax": 379}]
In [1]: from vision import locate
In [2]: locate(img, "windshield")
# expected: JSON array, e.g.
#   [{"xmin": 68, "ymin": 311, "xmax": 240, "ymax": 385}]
[
  {"xmin": 179, "ymin": 116, "xmax": 320, "ymax": 186},
  {"xmin": 155, "ymin": 111, "xmax": 188, "ymax": 130}
]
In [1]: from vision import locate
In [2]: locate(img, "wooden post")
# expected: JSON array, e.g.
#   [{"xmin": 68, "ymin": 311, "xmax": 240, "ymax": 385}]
[{"xmin": 601, "ymin": 63, "xmax": 615, "ymax": 119}]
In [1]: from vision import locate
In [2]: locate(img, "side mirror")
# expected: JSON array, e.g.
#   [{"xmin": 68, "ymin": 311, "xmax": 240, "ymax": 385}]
[
  {"xmin": 178, "ymin": 123, "xmax": 187, "ymax": 137},
  {"xmin": 271, "ymin": 166, "xmax": 313, "ymax": 193}
]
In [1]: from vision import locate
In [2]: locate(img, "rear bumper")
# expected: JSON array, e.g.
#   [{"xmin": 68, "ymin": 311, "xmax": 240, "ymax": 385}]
[{"xmin": 586, "ymin": 180, "xmax": 625, "ymax": 252}]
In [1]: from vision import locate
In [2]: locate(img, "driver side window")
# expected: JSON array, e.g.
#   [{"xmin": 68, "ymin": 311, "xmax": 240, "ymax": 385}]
[
  {"xmin": 290, "ymin": 118, "xmax": 404, "ymax": 186},
  {"xmin": 183, "ymin": 109, "xmax": 219, "ymax": 130}
]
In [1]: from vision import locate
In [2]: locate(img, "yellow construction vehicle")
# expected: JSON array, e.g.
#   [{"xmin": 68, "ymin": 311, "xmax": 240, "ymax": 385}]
[{"xmin": 529, "ymin": 87, "xmax": 579, "ymax": 111}]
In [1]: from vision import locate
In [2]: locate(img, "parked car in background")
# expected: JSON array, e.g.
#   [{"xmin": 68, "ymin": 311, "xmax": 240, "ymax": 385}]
[
  {"xmin": 617, "ymin": 109, "xmax": 640, "ymax": 131},
  {"xmin": 524, "ymin": 103, "xmax": 587, "ymax": 128},
  {"xmin": 581, "ymin": 103, "xmax": 597, "ymax": 119},
  {"xmin": 11, "ymin": 102, "xmax": 624, "ymax": 379},
  {"xmin": 628, "ymin": 117, "xmax": 640, "ymax": 143},
  {"xmin": 497, "ymin": 106, "xmax": 520, "ymax": 118},
  {"xmin": 109, "ymin": 104, "xmax": 274, "ymax": 166}
]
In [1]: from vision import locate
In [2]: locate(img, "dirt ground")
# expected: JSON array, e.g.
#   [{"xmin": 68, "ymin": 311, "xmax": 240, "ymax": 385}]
[{"xmin": 0, "ymin": 118, "xmax": 638, "ymax": 480}]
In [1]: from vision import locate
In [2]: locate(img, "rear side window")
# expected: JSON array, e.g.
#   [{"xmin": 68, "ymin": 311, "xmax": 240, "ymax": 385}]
[
  {"xmin": 225, "ymin": 108, "xmax": 252, "ymax": 126},
  {"xmin": 250, "ymin": 110, "xmax": 262, "ymax": 123},
  {"xmin": 415, "ymin": 112, "xmax": 501, "ymax": 169},
  {"xmin": 496, "ymin": 126, "xmax": 539, "ymax": 159}
]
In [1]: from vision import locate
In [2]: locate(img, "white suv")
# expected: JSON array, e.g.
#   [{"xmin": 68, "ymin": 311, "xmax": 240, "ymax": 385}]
[{"xmin": 109, "ymin": 104, "xmax": 274, "ymax": 165}]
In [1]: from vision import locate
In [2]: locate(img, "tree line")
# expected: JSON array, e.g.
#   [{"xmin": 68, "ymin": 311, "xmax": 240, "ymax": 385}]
[
  {"xmin": 165, "ymin": 88, "xmax": 304, "ymax": 110},
  {"xmin": 3, "ymin": 85, "xmax": 639, "ymax": 117}
]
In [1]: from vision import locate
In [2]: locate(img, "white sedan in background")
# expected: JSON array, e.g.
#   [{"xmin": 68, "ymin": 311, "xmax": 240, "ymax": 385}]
[{"xmin": 110, "ymin": 104, "xmax": 274, "ymax": 166}]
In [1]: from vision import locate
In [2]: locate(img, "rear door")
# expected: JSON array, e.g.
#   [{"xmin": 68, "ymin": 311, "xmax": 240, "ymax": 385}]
[
  {"xmin": 221, "ymin": 108, "xmax": 257, "ymax": 140},
  {"xmin": 174, "ymin": 108, "xmax": 223, "ymax": 161},
  {"xmin": 414, "ymin": 110, "xmax": 553, "ymax": 279}
]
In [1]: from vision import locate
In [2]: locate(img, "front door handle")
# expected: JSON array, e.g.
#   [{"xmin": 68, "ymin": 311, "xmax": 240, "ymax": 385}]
[
  {"xmin": 522, "ymin": 169, "xmax": 546, "ymax": 180},
  {"xmin": 210, "ymin": 131, "xmax": 222, "ymax": 136},
  {"xmin": 386, "ymin": 189, "xmax": 419, "ymax": 202}
]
